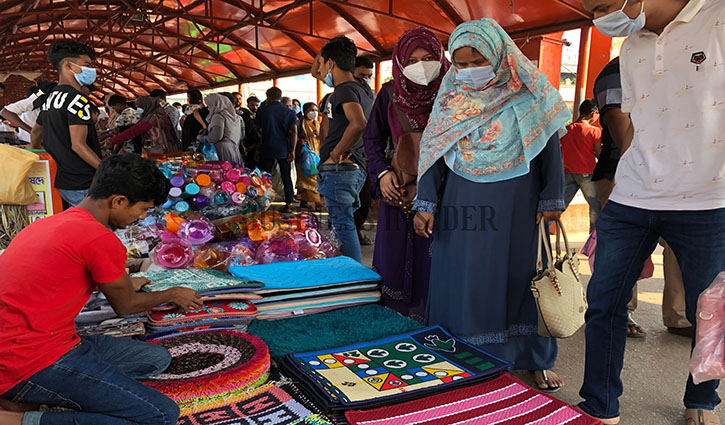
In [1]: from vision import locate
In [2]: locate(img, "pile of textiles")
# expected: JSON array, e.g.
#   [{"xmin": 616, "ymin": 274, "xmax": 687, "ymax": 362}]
[
  {"xmin": 345, "ymin": 374, "xmax": 601, "ymax": 425},
  {"xmin": 134, "ymin": 268, "xmax": 263, "ymax": 334},
  {"xmin": 279, "ymin": 326, "xmax": 510, "ymax": 423},
  {"xmin": 146, "ymin": 300, "xmax": 258, "ymax": 333},
  {"xmin": 230, "ymin": 256, "xmax": 382, "ymax": 320},
  {"xmin": 143, "ymin": 329, "xmax": 271, "ymax": 415},
  {"xmin": 177, "ymin": 381, "xmax": 334, "ymax": 425},
  {"xmin": 76, "ymin": 291, "xmax": 147, "ymax": 337}
]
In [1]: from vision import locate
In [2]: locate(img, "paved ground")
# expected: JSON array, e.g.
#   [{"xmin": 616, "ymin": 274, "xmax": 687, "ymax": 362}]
[
  {"xmin": 278, "ymin": 201, "xmax": 723, "ymax": 424},
  {"xmin": 358, "ymin": 223, "xmax": 725, "ymax": 425}
]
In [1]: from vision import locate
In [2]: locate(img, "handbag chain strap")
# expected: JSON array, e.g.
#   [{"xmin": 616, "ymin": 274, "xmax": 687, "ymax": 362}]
[{"xmin": 536, "ymin": 220, "xmax": 562, "ymax": 296}]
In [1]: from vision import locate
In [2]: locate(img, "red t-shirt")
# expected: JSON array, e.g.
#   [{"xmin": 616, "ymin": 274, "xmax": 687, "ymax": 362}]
[
  {"xmin": 560, "ymin": 122, "xmax": 602, "ymax": 174},
  {"xmin": 0, "ymin": 208, "xmax": 126, "ymax": 394}
]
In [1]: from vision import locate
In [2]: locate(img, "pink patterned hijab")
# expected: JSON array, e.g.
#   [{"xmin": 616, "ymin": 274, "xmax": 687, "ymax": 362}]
[{"xmin": 392, "ymin": 27, "xmax": 451, "ymax": 131}]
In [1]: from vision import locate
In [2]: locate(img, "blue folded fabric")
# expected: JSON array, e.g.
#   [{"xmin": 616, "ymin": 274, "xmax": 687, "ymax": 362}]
[{"xmin": 229, "ymin": 257, "xmax": 381, "ymax": 290}]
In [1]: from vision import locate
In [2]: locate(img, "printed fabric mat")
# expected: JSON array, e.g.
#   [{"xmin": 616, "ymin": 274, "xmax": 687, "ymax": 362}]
[
  {"xmin": 148, "ymin": 300, "xmax": 258, "ymax": 325},
  {"xmin": 144, "ymin": 329, "xmax": 270, "ymax": 413},
  {"xmin": 281, "ymin": 326, "xmax": 510, "ymax": 410},
  {"xmin": 177, "ymin": 382, "xmax": 334, "ymax": 425},
  {"xmin": 345, "ymin": 373, "xmax": 601, "ymax": 425},
  {"xmin": 228, "ymin": 257, "xmax": 381, "ymax": 291},
  {"xmin": 136, "ymin": 269, "xmax": 264, "ymax": 293}
]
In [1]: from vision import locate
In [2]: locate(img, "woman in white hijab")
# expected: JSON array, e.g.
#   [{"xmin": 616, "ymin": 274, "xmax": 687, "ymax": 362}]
[{"xmin": 205, "ymin": 93, "xmax": 244, "ymax": 164}]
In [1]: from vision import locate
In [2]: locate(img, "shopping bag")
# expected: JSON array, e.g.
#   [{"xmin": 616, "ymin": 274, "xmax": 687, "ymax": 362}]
[
  {"xmin": 300, "ymin": 144, "xmax": 320, "ymax": 177},
  {"xmin": 582, "ymin": 230, "xmax": 654, "ymax": 280},
  {"xmin": 200, "ymin": 137, "xmax": 219, "ymax": 162},
  {"xmin": 0, "ymin": 144, "xmax": 40, "ymax": 205},
  {"xmin": 691, "ymin": 272, "xmax": 725, "ymax": 385}
]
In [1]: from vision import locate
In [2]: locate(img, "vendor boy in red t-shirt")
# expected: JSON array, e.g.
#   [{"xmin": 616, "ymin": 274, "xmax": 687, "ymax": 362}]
[{"xmin": 0, "ymin": 154, "xmax": 201, "ymax": 425}]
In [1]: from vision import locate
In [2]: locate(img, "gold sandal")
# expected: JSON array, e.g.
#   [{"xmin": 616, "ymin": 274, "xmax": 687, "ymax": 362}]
[{"xmin": 685, "ymin": 409, "xmax": 721, "ymax": 425}]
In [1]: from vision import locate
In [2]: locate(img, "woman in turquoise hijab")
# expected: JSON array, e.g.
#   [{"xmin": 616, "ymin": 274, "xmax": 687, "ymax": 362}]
[{"xmin": 413, "ymin": 19, "xmax": 571, "ymax": 391}]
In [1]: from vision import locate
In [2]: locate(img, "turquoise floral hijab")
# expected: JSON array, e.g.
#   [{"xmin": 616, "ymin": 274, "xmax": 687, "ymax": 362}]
[{"xmin": 417, "ymin": 19, "xmax": 570, "ymax": 182}]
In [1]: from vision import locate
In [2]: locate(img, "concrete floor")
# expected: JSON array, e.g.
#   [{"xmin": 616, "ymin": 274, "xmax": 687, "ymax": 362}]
[{"xmin": 356, "ymin": 223, "xmax": 725, "ymax": 425}]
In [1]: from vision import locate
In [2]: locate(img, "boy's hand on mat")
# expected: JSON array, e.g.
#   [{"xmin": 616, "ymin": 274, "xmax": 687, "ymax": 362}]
[
  {"xmin": 169, "ymin": 287, "xmax": 203, "ymax": 311},
  {"xmin": 131, "ymin": 277, "xmax": 150, "ymax": 291},
  {"xmin": 414, "ymin": 212, "xmax": 434, "ymax": 238},
  {"xmin": 536, "ymin": 211, "xmax": 562, "ymax": 225}
]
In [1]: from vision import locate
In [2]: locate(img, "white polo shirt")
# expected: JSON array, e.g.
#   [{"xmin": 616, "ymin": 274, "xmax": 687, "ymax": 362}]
[
  {"xmin": 2, "ymin": 94, "xmax": 40, "ymax": 143},
  {"xmin": 611, "ymin": 0, "xmax": 725, "ymax": 210}
]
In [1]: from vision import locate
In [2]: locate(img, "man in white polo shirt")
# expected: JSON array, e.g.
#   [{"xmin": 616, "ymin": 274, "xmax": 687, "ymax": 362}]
[{"xmin": 579, "ymin": 0, "xmax": 725, "ymax": 424}]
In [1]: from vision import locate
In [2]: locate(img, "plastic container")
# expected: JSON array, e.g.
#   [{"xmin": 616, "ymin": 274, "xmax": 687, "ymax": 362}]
[
  {"xmin": 184, "ymin": 183, "xmax": 200, "ymax": 196},
  {"xmin": 151, "ymin": 238, "xmax": 194, "ymax": 269},
  {"xmin": 170, "ymin": 175, "xmax": 185, "ymax": 187}
]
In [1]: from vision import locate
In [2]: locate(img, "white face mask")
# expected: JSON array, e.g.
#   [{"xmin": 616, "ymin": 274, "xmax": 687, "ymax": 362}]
[
  {"xmin": 455, "ymin": 65, "xmax": 496, "ymax": 89},
  {"xmin": 306, "ymin": 111, "xmax": 319, "ymax": 121},
  {"xmin": 402, "ymin": 60, "xmax": 442, "ymax": 86},
  {"xmin": 593, "ymin": 0, "xmax": 646, "ymax": 38}
]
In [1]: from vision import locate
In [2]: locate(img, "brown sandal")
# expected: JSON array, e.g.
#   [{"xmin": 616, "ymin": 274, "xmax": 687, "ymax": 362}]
[{"xmin": 685, "ymin": 409, "xmax": 721, "ymax": 425}]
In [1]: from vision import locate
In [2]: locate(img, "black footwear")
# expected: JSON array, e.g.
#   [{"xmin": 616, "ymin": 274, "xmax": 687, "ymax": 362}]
[{"xmin": 667, "ymin": 326, "xmax": 692, "ymax": 337}]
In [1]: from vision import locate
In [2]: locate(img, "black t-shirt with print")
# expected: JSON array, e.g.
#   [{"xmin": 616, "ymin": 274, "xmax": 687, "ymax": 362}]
[
  {"xmin": 319, "ymin": 79, "xmax": 374, "ymax": 169},
  {"xmin": 37, "ymin": 85, "xmax": 101, "ymax": 190}
]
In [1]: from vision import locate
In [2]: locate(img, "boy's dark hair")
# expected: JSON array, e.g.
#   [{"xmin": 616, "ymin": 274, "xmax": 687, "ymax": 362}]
[
  {"xmin": 89, "ymin": 104, "xmax": 100, "ymax": 116},
  {"xmin": 47, "ymin": 40, "xmax": 96, "ymax": 71},
  {"xmin": 126, "ymin": 101, "xmax": 136, "ymax": 108},
  {"xmin": 108, "ymin": 94, "xmax": 127, "ymax": 107},
  {"xmin": 149, "ymin": 89, "xmax": 167, "ymax": 100},
  {"xmin": 321, "ymin": 36, "xmax": 357, "ymax": 73},
  {"xmin": 187, "ymin": 89, "xmax": 204, "ymax": 105},
  {"xmin": 172, "ymin": 102, "xmax": 182, "ymax": 108},
  {"xmin": 266, "ymin": 87, "xmax": 282, "ymax": 102},
  {"xmin": 247, "ymin": 95, "xmax": 259, "ymax": 104},
  {"xmin": 579, "ymin": 99, "xmax": 598, "ymax": 117},
  {"xmin": 88, "ymin": 154, "xmax": 170, "ymax": 206},
  {"xmin": 355, "ymin": 56, "xmax": 374, "ymax": 69}
]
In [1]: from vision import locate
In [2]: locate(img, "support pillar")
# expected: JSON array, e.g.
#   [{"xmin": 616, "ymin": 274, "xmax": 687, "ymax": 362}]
[
  {"xmin": 316, "ymin": 79, "xmax": 323, "ymax": 105},
  {"xmin": 574, "ymin": 26, "xmax": 592, "ymax": 119},
  {"xmin": 374, "ymin": 61, "xmax": 382, "ymax": 94}
]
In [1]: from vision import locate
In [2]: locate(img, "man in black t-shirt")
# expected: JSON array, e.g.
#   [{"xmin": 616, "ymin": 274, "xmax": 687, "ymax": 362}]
[
  {"xmin": 314, "ymin": 36, "xmax": 374, "ymax": 262},
  {"xmin": 35, "ymin": 40, "xmax": 102, "ymax": 207}
]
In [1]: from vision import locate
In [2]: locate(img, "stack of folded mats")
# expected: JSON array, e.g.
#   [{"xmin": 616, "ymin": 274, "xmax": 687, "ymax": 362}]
[
  {"xmin": 146, "ymin": 300, "xmax": 258, "ymax": 333},
  {"xmin": 143, "ymin": 329, "xmax": 271, "ymax": 416},
  {"xmin": 229, "ymin": 256, "xmax": 382, "ymax": 320},
  {"xmin": 280, "ymin": 326, "xmax": 510, "ymax": 423},
  {"xmin": 134, "ymin": 268, "xmax": 264, "ymax": 333},
  {"xmin": 345, "ymin": 374, "xmax": 601, "ymax": 425},
  {"xmin": 177, "ymin": 381, "xmax": 334, "ymax": 425},
  {"xmin": 76, "ymin": 291, "xmax": 147, "ymax": 337}
]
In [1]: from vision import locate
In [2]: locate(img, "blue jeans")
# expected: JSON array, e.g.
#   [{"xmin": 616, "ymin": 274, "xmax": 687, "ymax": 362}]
[
  {"xmin": 3, "ymin": 336, "xmax": 179, "ymax": 425},
  {"xmin": 58, "ymin": 189, "xmax": 88, "ymax": 207},
  {"xmin": 564, "ymin": 173, "xmax": 601, "ymax": 233},
  {"xmin": 579, "ymin": 201, "xmax": 725, "ymax": 419},
  {"xmin": 317, "ymin": 168, "xmax": 366, "ymax": 262}
]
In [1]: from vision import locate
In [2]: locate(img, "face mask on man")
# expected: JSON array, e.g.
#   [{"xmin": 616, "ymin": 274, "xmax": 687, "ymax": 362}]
[
  {"xmin": 136, "ymin": 108, "xmax": 144, "ymax": 115},
  {"xmin": 306, "ymin": 111, "xmax": 319, "ymax": 121},
  {"xmin": 69, "ymin": 62, "xmax": 97, "ymax": 86},
  {"xmin": 593, "ymin": 0, "xmax": 646, "ymax": 38},
  {"xmin": 455, "ymin": 65, "xmax": 496, "ymax": 90},
  {"xmin": 402, "ymin": 60, "xmax": 442, "ymax": 86}
]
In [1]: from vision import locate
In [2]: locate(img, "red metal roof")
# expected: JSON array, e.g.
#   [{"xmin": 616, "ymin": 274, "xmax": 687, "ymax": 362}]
[{"xmin": 0, "ymin": 0, "xmax": 591, "ymax": 97}]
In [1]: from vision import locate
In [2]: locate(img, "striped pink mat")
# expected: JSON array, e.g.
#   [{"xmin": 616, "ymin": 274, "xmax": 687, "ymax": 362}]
[{"xmin": 345, "ymin": 374, "xmax": 600, "ymax": 425}]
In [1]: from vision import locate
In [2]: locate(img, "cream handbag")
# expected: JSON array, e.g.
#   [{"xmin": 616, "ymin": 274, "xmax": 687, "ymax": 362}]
[{"xmin": 530, "ymin": 220, "xmax": 587, "ymax": 338}]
